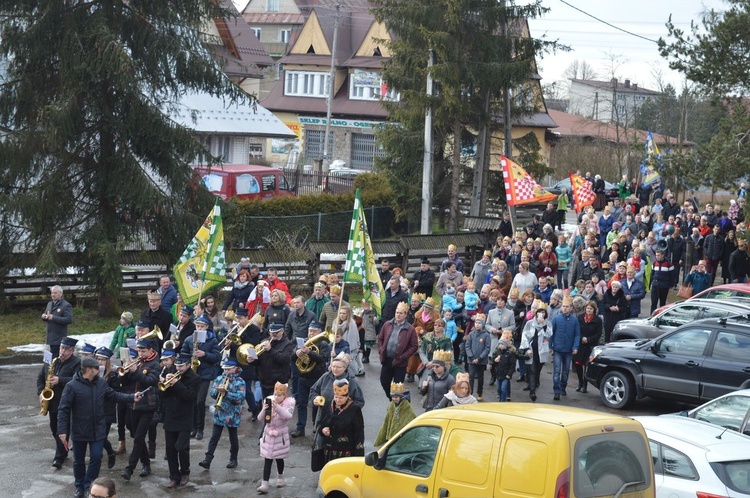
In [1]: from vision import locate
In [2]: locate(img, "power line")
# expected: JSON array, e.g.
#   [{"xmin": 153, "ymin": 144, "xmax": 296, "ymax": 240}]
[{"xmin": 557, "ymin": 0, "xmax": 659, "ymax": 44}]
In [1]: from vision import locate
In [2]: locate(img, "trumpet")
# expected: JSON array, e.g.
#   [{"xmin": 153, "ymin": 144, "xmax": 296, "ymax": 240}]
[
  {"xmin": 158, "ymin": 372, "xmax": 182, "ymax": 391},
  {"xmin": 219, "ymin": 332, "xmax": 242, "ymax": 353},
  {"xmin": 214, "ymin": 376, "xmax": 231, "ymax": 409},
  {"xmin": 118, "ymin": 359, "xmax": 141, "ymax": 376}
]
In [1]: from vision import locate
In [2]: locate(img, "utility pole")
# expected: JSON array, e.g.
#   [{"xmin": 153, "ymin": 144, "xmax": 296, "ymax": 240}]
[
  {"xmin": 470, "ymin": 91, "xmax": 490, "ymax": 217},
  {"xmin": 322, "ymin": 4, "xmax": 340, "ymax": 172},
  {"xmin": 421, "ymin": 49, "xmax": 434, "ymax": 234}
]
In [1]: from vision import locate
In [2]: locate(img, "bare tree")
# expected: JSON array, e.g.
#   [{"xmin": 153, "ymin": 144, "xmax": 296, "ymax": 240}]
[{"xmin": 564, "ymin": 59, "xmax": 598, "ymax": 81}]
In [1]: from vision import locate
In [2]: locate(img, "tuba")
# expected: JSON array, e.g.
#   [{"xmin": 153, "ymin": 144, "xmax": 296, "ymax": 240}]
[
  {"xmin": 236, "ymin": 342, "xmax": 267, "ymax": 366},
  {"xmin": 141, "ymin": 326, "xmax": 163, "ymax": 343},
  {"xmin": 40, "ymin": 358, "xmax": 58, "ymax": 416},
  {"xmin": 296, "ymin": 329, "xmax": 336, "ymax": 374}
]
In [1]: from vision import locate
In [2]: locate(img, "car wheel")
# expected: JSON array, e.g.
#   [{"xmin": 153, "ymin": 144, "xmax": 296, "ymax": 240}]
[{"xmin": 600, "ymin": 371, "xmax": 635, "ymax": 409}]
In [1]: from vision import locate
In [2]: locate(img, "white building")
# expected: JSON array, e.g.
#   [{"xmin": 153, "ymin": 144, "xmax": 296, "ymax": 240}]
[{"xmin": 568, "ymin": 78, "xmax": 661, "ymax": 124}]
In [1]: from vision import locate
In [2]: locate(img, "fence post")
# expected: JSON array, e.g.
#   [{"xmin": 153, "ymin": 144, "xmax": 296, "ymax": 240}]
[
  {"xmin": 370, "ymin": 206, "xmax": 375, "ymax": 238},
  {"xmin": 242, "ymin": 216, "xmax": 246, "ymax": 248},
  {"xmin": 317, "ymin": 212, "xmax": 322, "ymax": 241}
]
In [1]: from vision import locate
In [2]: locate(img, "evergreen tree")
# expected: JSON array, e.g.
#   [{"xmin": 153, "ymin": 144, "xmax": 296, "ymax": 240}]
[{"xmin": 0, "ymin": 1, "xmax": 246, "ymax": 315}]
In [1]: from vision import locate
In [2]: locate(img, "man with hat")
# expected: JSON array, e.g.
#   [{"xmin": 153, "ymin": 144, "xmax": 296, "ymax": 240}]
[
  {"xmin": 377, "ymin": 301, "xmax": 418, "ymax": 399},
  {"xmin": 550, "ymin": 297, "xmax": 580, "ymax": 401},
  {"xmin": 285, "ymin": 294, "xmax": 316, "ymax": 397},
  {"xmin": 374, "ymin": 382, "xmax": 416, "ymax": 446},
  {"xmin": 198, "ymin": 357, "xmax": 245, "ymax": 472},
  {"xmin": 180, "ymin": 315, "xmax": 220, "ymax": 440},
  {"xmin": 92, "ymin": 346, "xmax": 120, "ymax": 469},
  {"xmin": 161, "ymin": 352, "xmax": 201, "ymax": 488},
  {"xmin": 291, "ymin": 320, "xmax": 330, "ymax": 438},
  {"xmin": 232, "ymin": 257, "xmax": 252, "ymax": 281},
  {"xmin": 174, "ymin": 304, "xmax": 195, "ymax": 350},
  {"xmin": 232, "ymin": 307, "xmax": 261, "ymax": 420},
  {"xmin": 246, "ymin": 322, "xmax": 294, "ymax": 399},
  {"xmin": 37, "ymin": 336, "xmax": 81, "ymax": 469},
  {"xmin": 305, "ymin": 282, "xmax": 330, "ymax": 321},
  {"xmin": 42, "ymin": 285, "xmax": 73, "ymax": 359},
  {"xmin": 140, "ymin": 290, "xmax": 172, "ymax": 350},
  {"xmin": 58, "ymin": 357, "xmax": 140, "ymax": 497},
  {"xmin": 412, "ymin": 257, "xmax": 436, "ymax": 297},
  {"xmin": 120, "ymin": 336, "xmax": 160, "ymax": 481}
]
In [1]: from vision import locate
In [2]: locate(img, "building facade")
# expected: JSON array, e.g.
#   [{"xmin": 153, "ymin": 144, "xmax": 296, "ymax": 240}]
[{"xmin": 568, "ymin": 78, "xmax": 662, "ymax": 125}]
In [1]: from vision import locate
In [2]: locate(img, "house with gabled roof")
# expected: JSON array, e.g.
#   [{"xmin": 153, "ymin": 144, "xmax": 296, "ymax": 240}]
[
  {"xmin": 261, "ymin": 4, "xmax": 396, "ymax": 170},
  {"xmin": 568, "ymin": 78, "xmax": 662, "ymax": 124}
]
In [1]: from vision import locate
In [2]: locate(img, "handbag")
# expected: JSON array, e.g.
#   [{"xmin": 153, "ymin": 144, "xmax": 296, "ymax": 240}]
[
  {"xmin": 311, "ymin": 431, "xmax": 327, "ymax": 472},
  {"xmin": 677, "ymin": 283, "xmax": 693, "ymax": 299}
]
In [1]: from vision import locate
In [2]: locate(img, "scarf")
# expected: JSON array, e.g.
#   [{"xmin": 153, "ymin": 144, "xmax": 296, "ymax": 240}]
[
  {"xmin": 421, "ymin": 310, "xmax": 431, "ymax": 323},
  {"xmin": 584, "ymin": 313, "xmax": 593, "ymax": 323},
  {"xmin": 443, "ymin": 390, "xmax": 477, "ymax": 405},
  {"xmin": 234, "ymin": 279, "xmax": 249, "ymax": 290}
]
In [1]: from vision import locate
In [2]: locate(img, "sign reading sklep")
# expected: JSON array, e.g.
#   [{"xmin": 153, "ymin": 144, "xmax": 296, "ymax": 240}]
[{"xmin": 298, "ymin": 116, "xmax": 385, "ymax": 129}]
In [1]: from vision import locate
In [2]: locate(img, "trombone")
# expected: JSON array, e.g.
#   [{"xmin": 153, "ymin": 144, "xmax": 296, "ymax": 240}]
[{"xmin": 219, "ymin": 331, "xmax": 242, "ymax": 354}]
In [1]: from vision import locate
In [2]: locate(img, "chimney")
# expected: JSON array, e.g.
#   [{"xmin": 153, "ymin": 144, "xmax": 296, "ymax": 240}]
[
  {"xmin": 633, "ymin": 83, "xmax": 638, "ymax": 90},
  {"xmin": 611, "ymin": 77, "xmax": 618, "ymax": 86},
  {"xmin": 624, "ymin": 79, "xmax": 631, "ymax": 88}
]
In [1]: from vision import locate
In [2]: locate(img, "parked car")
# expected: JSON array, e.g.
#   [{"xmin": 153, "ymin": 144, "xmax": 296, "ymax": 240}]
[
  {"xmin": 611, "ymin": 299, "xmax": 750, "ymax": 341},
  {"xmin": 587, "ymin": 316, "xmax": 750, "ymax": 409},
  {"xmin": 678, "ymin": 388, "xmax": 750, "ymax": 436},
  {"xmin": 635, "ymin": 415, "xmax": 750, "ymax": 498},
  {"xmin": 653, "ymin": 283, "xmax": 750, "ymax": 316},
  {"xmin": 546, "ymin": 178, "xmax": 619, "ymax": 202},
  {"xmin": 317, "ymin": 404, "xmax": 654, "ymax": 498},
  {"xmin": 194, "ymin": 164, "xmax": 294, "ymax": 201}
]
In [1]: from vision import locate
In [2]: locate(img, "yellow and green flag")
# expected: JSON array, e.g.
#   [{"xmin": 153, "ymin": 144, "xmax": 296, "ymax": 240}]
[
  {"xmin": 173, "ymin": 201, "xmax": 226, "ymax": 305},
  {"xmin": 343, "ymin": 189, "xmax": 385, "ymax": 317}
]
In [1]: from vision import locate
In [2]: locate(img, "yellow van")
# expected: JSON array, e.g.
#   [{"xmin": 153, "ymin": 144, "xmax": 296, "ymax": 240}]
[{"xmin": 316, "ymin": 404, "xmax": 654, "ymax": 498}]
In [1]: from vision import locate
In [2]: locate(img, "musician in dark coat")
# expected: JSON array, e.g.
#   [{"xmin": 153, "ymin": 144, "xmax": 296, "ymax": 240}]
[{"xmin": 37, "ymin": 336, "xmax": 81, "ymax": 469}]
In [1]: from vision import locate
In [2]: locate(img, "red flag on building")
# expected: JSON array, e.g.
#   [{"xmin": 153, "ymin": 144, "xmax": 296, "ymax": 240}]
[
  {"xmin": 568, "ymin": 171, "xmax": 596, "ymax": 213},
  {"xmin": 501, "ymin": 155, "xmax": 556, "ymax": 206}
]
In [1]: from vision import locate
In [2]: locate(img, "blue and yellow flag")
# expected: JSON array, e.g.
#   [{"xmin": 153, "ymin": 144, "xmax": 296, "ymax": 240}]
[
  {"xmin": 173, "ymin": 201, "xmax": 226, "ymax": 305},
  {"xmin": 640, "ymin": 131, "xmax": 662, "ymax": 188},
  {"xmin": 343, "ymin": 189, "xmax": 385, "ymax": 317}
]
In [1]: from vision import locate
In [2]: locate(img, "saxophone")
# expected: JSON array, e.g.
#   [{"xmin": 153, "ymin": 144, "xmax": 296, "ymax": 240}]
[
  {"xmin": 214, "ymin": 376, "xmax": 231, "ymax": 409},
  {"xmin": 191, "ymin": 332, "xmax": 202, "ymax": 372},
  {"xmin": 40, "ymin": 358, "xmax": 58, "ymax": 416}
]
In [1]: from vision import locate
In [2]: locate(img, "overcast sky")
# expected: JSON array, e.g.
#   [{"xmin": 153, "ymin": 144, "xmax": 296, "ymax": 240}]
[{"xmin": 527, "ymin": 0, "xmax": 727, "ymax": 91}]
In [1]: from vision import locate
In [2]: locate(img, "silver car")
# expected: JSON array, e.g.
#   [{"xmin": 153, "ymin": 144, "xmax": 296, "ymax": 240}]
[
  {"xmin": 680, "ymin": 389, "xmax": 750, "ymax": 436},
  {"xmin": 611, "ymin": 299, "xmax": 750, "ymax": 341}
]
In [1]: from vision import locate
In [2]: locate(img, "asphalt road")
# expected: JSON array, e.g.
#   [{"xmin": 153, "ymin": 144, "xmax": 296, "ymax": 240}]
[{"xmin": 1, "ymin": 349, "xmax": 692, "ymax": 498}]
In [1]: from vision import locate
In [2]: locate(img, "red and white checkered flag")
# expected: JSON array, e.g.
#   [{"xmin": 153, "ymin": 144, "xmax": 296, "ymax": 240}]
[
  {"xmin": 501, "ymin": 155, "xmax": 556, "ymax": 206},
  {"xmin": 569, "ymin": 171, "xmax": 596, "ymax": 213}
]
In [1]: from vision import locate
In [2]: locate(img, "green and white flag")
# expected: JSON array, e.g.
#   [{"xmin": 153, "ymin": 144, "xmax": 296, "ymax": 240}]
[
  {"xmin": 344, "ymin": 189, "xmax": 385, "ymax": 317},
  {"xmin": 173, "ymin": 200, "xmax": 226, "ymax": 305}
]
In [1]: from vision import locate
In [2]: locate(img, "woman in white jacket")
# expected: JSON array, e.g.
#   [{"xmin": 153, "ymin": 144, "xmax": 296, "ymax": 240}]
[{"xmin": 519, "ymin": 306, "xmax": 553, "ymax": 402}]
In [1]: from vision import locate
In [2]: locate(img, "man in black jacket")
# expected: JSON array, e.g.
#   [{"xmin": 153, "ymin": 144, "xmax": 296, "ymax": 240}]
[
  {"xmin": 291, "ymin": 321, "xmax": 331, "ymax": 438},
  {"xmin": 140, "ymin": 291, "xmax": 173, "ymax": 351},
  {"xmin": 42, "ymin": 285, "xmax": 73, "ymax": 359},
  {"xmin": 411, "ymin": 257, "xmax": 436, "ymax": 297},
  {"xmin": 285, "ymin": 295, "xmax": 316, "ymax": 398},
  {"xmin": 121, "ymin": 337, "xmax": 160, "ymax": 481},
  {"xmin": 161, "ymin": 352, "xmax": 201, "ymax": 488},
  {"xmin": 248, "ymin": 323, "xmax": 294, "ymax": 399},
  {"xmin": 58, "ymin": 358, "xmax": 138, "ymax": 497},
  {"xmin": 381, "ymin": 277, "xmax": 408, "ymax": 323},
  {"xmin": 37, "ymin": 336, "xmax": 81, "ymax": 469},
  {"xmin": 729, "ymin": 240, "xmax": 750, "ymax": 283},
  {"xmin": 232, "ymin": 308, "xmax": 261, "ymax": 420}
]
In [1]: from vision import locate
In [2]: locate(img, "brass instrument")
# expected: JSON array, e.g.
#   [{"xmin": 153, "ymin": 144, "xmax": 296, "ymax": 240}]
[
  {"xmin": 163, "ymin": 339, "xmax": 176, "ymax": 351},
  {"xmin": 214, "ymin": 376, "xmax": 231, "ymax": 409},
  {"xmin": 296, "ymin": 329, "xmax": 337, "ymax": 374},
  {"xmin": 40, "ymin": 358, "xmax": 58, "ymax": 416},
  {"xmin": 236, "ymin": 342, "xmax": 267, "ymax": 366},
  {"xmin": 219, "ymin": 329, "xmax": 243, "ymax": 354},
  {"xmin": 191, "ymin": 331, "xmax": 202, "ymax": 372},
  {"xmin": 158, "ymin": 372, "xmax": 182, "ymax": 391},
  {"xmin": 118, "ymin": 359, "xmax": 142, "ymax": 376},
  {"xmin": 141, "ymin": 326, "xmax": 163, "ymax": 343}
]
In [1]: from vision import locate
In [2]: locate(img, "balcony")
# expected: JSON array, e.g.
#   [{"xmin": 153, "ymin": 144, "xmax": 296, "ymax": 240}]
[{"xmin": 263, "ymin": 41, "xmax": 289, "ymax": 58}]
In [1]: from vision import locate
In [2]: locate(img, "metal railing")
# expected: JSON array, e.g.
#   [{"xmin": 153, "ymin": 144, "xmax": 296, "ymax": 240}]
[{"xmin": 281, "ymin": 168, "xmax": 358, "ymax": 196}]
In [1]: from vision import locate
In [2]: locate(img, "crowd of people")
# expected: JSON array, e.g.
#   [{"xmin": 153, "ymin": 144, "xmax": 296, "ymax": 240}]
[{"xmin": 36, "ymin": 178, "xmax": 750, "ymax": 496}]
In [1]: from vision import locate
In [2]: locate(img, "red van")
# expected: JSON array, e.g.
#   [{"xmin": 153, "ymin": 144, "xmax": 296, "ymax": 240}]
[{"xmin": 194, "ymin": 164, "xmax": 294, "ymax": 201}]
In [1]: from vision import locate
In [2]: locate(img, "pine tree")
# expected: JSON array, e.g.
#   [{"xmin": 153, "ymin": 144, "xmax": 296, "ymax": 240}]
[{"xmin": 0, "ymin": 1, "xmax": 247, "ymax": 315}]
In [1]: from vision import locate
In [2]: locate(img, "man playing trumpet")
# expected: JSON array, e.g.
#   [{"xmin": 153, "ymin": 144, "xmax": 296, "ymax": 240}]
[
  {"xmin": 161, "ymin": 352, "xmax": 200, "ymax": 488},
  {"xmin": 244, "ymin": 323, "xmax": 294, "ymax": 399}
]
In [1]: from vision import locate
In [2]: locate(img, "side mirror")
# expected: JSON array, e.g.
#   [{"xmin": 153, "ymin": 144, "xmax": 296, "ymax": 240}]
[
  {"xmin": 365, "ymin": 451, "xmax": 380, "ymax": 469},
  {"xmin": 677, "ymin": 410, "xmax": 689, "ymax": 417},
  {"xmin": 651, "ymin": 340, "xmax": 660, "ymax": 353}
]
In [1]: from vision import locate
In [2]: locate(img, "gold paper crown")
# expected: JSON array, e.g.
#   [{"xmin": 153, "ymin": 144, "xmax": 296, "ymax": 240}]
[
  {"xmin": 396, "ymin": 302, "xmax": 409, "ymax": 313},
  {"xmin": 332, "ymin": 351, "xmax": 350, "ymax": 365},
  {"xmin": 274, "ymin": 382, "xmax": 288, "ymax": 397},
  {"xmin": 455, "ymin": 372, "xmax": 470, "ymax": 384},
  {"xmin": 333, "ymin": 379, "xmax": 349, "ymax": 397},
  {"xmin": 224, "ymin": 310, "xmax": 236, "ymax": 321},
  {"xmin": 424, "ymin": 297, "xmax": 436, "ymax": 308},
  {"xmin": 433, "ymin": 350, "xmax": 453, "ymax": 363},
  {"xmin": 147, "ymin": 290, "xmax": 160, "ymax": 300},
  {"xmin": 536, "ymin": 302, "xmax": 548, "ymax": 310},
  {"xmin": 448, "ymin": 244, "xmax": 457, "ymax": 251},
  {"xmin": 473, "ymin": 313, "xmax": 486, "ymax": 323},
  {"xmin": 413, "ymin": 293, "xmax": 426, "ymax": 303},
  {"xmin": 389, "ymin": 382, "xmax": 405, "ymax": 395}
]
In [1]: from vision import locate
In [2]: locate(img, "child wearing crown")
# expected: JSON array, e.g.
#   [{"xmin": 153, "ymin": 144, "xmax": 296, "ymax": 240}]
[
  {"xmin": 374, "ymin": 382, "xmax": 416, "ymax": 446},
  {"xmin": 257, "ymin": 382, "xmax": 295, "ymax": 494},
  {"xmin": 317, "ymin": 379, "xmax": 365, "ymax": 464}
]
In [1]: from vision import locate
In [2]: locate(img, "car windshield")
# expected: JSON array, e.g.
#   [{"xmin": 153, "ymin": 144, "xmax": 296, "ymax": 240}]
[
  {"xmin": 710, "ymin": 460, "xmax": 750, "ymax": 494},
  {"xmin": 690, "ymin": 395, "xmax": 750, "ymax": 434}
]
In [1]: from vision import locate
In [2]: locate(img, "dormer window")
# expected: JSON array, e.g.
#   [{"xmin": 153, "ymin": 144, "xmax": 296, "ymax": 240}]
[
  {"xmin": 266, "ymin": 0, "xmax": 279, "ymax": 12},
  {"xmin": 285, "ymin": 70, "xmax": 329, "ymax": 98},
  {"xmin": 373, "ymin": 47, "xmax": 382, "ymax": 57}
]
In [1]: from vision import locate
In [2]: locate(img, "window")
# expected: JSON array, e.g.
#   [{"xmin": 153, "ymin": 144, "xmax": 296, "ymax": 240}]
[
  {"xmin": 651, "ymin": 441, "xmax": 698, "ymax": 480},
  {"xmin": 304, "ymin": 130, "xmax": 333, "ymax": 160},
  {"xmin": 261, "ymin": 175, "xmax": 277, "ymax": 192},
  {"xmin": 349, "ymin": 70, "xmax": 399, "ymax": 101},
  {"xmin": 659, "ymin": 328, "xmax": 711, "ymax": 356},
  {"xmin": 575, "ymin": 433, "xmax": 651, "ymax": 497},
  {"xmin": 383, "ymin": 426, "xmax": 441, "ymax": 477},
  {"xmin": 279, "ymin": 29, "xmax": 291, "ymax": 43},
  {"xmin": 266, "ymin": 0, "xmax": 279, "ymax": 12},
  {"xmin": 712, "ymin": 331, "xmax": 750, "ymax": 362},
  {"xmin": 285, "ymin": 71, "xmax": 329, "ymax": 98},
  {"xmin": 691, "ymin": 394, "xmax": 750, "ymax": 434},
  {"xmin": 712, "ymin": 460, "xmax": 750, "ymax": 494},
  {"xmin": 658, "ymin": 305, "xmax": 700, "ymax": 328},
  {"xmin": 251, "ymin": 27, "xmax": 261, "ymax": 39}
]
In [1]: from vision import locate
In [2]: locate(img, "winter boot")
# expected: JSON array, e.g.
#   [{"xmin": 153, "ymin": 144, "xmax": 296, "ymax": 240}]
[{"xmin": 257, "ymin": 480, "xmax": 270, "ymax": 494}]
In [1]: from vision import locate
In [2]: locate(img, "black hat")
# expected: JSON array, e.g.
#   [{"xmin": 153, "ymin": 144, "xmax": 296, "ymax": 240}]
[
  {"xmin": 421, "ymin": 257, "xmax": 430, "ymax": 265},
  {"xmin": 136, "ymin": 338, "xmax": 155, "ymax": 350},
  {"xmin": 180, "ymin": 305, "xmax": 193, "ymax": 316},
  {"xmin": 95, "ymin": 347, "xmax": 114, "ymax": 359},
  {"xmin": 80, "ymin": 343, "xmax": 96, "ymax": 355},
  {"xmin": 81, "ymin": 357, "xmax": 100, "ymax": 370},
  {"xmin": 136, "ymin": 319, "xmax": 151, "ymax": 329},
  {"xmin": 60, "ymin": 337, "xmax": 78, "ymax": 348},
  {"xmin": 160, "ymin": 349, "xmax": 176, "ymax": 360},
  {"xmin": 235, "ymin": 308, "xmax": 249, "ymax": 317},
  {"xmin": 269, "ymin": 323, "xmax": 284, "ymax": 334},
  {"xmin": 175, "ymin": 353, "xmax": 192, "ymax": 366},
  {"xmin": 308, "ymin": 321, "xmax": 323, "ymax": 331}
]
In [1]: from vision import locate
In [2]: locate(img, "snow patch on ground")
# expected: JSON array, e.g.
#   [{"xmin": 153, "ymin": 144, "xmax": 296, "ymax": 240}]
[{"xmin": 9, "ymin": 330, "xmax": 115, "ymax": 355}]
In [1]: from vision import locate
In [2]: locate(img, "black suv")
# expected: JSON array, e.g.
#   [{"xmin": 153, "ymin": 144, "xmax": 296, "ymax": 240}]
[{"xmin": 586, "ymin": 316, "xmax": 750, "ymax": 409}]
